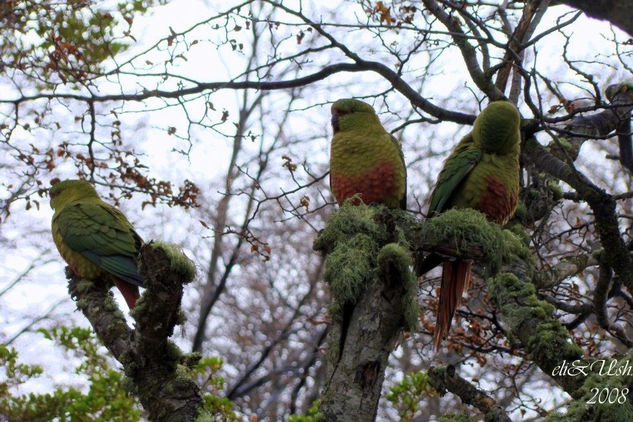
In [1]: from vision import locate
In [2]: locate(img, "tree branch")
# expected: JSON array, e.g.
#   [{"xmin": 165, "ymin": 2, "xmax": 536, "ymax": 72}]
[
  {"xmin": 313, "ymin": 205, "xmax": 418, "ymax": 421},
  {"xmin": 422, "ymin": 0, "xmax": 505, "ymax": 100},
  {"xmin": 523, "ymin": 83, "xmax": 633, "ymax": 293},
  {"xmin": 67, "ymin": 242, "xmax": 203, "ymax": 421},
  {"xmin": 428, "ymin": 365, "xmax": 512, "ymax": 422},
  {"xmin": 554, "ymin": 0, "xmax": 633, "ymax": 36}
]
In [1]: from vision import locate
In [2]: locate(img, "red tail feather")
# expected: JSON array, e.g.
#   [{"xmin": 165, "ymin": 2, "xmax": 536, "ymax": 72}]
[
  {"xmin": 433, "ymin": 259, "xmax": 472, "ymax": 350},
  {"xmin": 113, "ymin": 278, "xmax": 140, "ymax": 310}
]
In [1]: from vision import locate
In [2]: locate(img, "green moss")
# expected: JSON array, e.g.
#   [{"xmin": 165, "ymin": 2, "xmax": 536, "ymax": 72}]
[
  {"xmin": 551, "ymin": 137, "xmax": 573, "ymax": 153},
  {"xmin": 423, "ymin": 208, "xmax": 505, "ymax": 276},
  {"xmin": 525, "ymin": 187, "xmax": 541, "ymax": 201},
  {"xmin": 548, "ymin": 350, "xmax": 633, "ymax": 421},
  {"xmin": 488, "ymin": 273, "xmax": 582, "ymax": 365},
  {"xmin": 377, "ymin": 243, "xmax": 419, "ymax": 331},
  {"xmin": 512, "ymin": 200, "xmax": 529, "ymax": 222},
  {"xmin": 547, "ymin": 181, "xmax": 564, "ymax": 200},
  {"xmin": 76, "ymin": 280, "xmax": 95, "ymax": 293},
  {"xmin": 324, "ymin": 232, "xmax": 377, "ymax": 307},
  {"xmin": 502, "ymin": 227, "xmax": 532, "ymax": 260},
  {"xmin": 165, "ymin": 340, "xmax": 184, "ymax": 366},
  {"xmin": 152, "ymin": 241, "xmax": 197, "ymax": 283},
  {"xmin": 76, "ymin": 298, "xmax": 90, "ymax": 309},
  {"xmin": 316, "ymin": 202, "xmax": 418, "ymax": 330},
  {"xmin": 528, "ymin": 321, "xmax": 583, "ymax": 366},
  {"xmin": 488, "ymin": 273, "xmax": 542, "ymax": 331},
  {"xmin": 314, "ymin": 201, "xmax": 386, "ymax": 252}
]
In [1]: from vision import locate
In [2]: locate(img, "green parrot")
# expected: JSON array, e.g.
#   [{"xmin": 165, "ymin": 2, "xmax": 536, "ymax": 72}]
[
  {"xmin": 50, "ymin": 179, "xmax": 144, "ymax": 309},
  {"xmin": 330, "ymin": 98, "xmax": 407, "ymax": 210},
  {"xmin": 427, "ymin": 101, "xmax": 521, "ymax": 350}
]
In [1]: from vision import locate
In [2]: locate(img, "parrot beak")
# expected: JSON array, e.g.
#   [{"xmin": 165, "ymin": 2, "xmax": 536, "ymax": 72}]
[
  {"xmin": 331, "ymin": 112, "xmax": 339, "ymax": 133},
  {"xmin": 330, "ymin": 105, "xmax": 344, "ymax": 133}
]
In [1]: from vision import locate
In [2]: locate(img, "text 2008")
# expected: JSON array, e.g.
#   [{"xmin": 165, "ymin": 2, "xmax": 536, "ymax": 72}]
[{"xmin": 587, "ymin": 388, "xmax": 629, "ymax": 404}]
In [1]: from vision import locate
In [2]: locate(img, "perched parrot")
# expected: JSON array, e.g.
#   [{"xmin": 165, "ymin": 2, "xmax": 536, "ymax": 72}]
[
  {"xmin": 329, "ymin": 98, "xmax": 407, "ymax": 210},
  {"xmin": 49, "ymin": 179, "xmax": 144, "ymax": 309},
  {"xmin": 427, "ymin": 101, "xmax": 521, "ymax": 350}
]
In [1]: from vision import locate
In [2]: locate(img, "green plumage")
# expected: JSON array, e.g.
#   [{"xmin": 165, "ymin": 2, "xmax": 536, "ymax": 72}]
[
  {"xmin": 427, "ymin": 101, "xmax": 521, "ymax": 350},
  {"xmin": 50, "ymin": 179, "xmax": 144, "ymax": 308},
  {"xmin": 428, "ymin": 100, "xmax": 521, "ymax": 222},
  {"xmin": 329, "ymin": 98, "xmax": 407, "ymax": 209}
]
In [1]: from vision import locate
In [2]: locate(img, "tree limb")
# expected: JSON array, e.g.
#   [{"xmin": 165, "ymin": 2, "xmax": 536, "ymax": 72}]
[
  {"xmin": 554, "ymin": 0, "xmax": 633, "ymax": 36},
  {"xmin": 67, "ymin": 242, "xmax": 203, "ymax": 421},
  {"xmin": 428, "ymin": 365, "xmax": 512, "ymax": 422}
]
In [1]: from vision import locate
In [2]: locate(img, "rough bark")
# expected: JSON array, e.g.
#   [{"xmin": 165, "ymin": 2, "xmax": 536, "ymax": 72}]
[
  {"xmin": 556, "ymin": 0, "xmax": 633, "ymax": 36},
  {"xmin": 313, "ymin": 205, "xmax": 418, "ymax": 422},
  {"xmin": 67, "ymin": 241, "xmax": 203, "ymax": 421},
  {"xmin": 318, "ymin": 271, "xmax": 407, "ymax": 422}
]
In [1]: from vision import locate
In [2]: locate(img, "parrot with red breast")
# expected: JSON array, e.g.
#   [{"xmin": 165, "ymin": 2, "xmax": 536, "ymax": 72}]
[
  {"xmin": 427, "ymin": 101, "xmax": 521, "ymax": 350},
  {"xmin": 329, "ymin": 98, "xmax": 407, "ymax": 210}
]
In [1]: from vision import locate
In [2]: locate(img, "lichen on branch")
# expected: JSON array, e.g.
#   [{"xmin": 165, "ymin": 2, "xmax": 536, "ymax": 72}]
[
  {"xmin": 313, "ymin": 202, "xmax": 419, "ymax": 421},
  {"xmin": 66, "ymin": 241, "xmax": 209, "ymax": 422}
]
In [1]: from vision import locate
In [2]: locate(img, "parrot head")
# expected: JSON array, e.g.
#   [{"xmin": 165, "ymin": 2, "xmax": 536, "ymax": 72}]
[
  {"xmin": 472, "ymin": 101, "xmax": 521, "ymax": 154},
  {"xmin": 49, "ymin": 179, "xmax": 99, "ymax": 210},
  {"xmin": 331, "ymin": 98, "xmax": 378, "ymax": 133}
]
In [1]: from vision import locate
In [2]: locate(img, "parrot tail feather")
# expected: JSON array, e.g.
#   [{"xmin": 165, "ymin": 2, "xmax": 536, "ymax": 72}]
[
  {"xmin": 433, "ymin": 259, "xmax": 472, "ymax": 350},
  {"xmin": 113, "ymin": 278, "xmax": 140, "ymax": 310}
]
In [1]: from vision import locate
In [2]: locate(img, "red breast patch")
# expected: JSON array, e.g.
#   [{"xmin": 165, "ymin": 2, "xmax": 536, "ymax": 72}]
[
  {"xmin": 331, "ymin": 161, "xmax": 398, "ymax": 205},
  {"xmin": 477, "ymin": 175, "xmax": 518, "ymax": 224}
]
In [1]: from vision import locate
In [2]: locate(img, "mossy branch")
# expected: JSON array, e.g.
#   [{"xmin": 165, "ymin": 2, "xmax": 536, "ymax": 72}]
[
  {"xmin": 314, "ymin": 203, "xmax": 418, "ymax": 422},
  {"xmin": 546, "ymin": 349, "xmax": 633, "ymax": 421},
  {"xmin": 67, "ymin": 268, "xmax": 133, "ymax": 361},
  {"xmin": 487, "ymin": 273, "xmax": 584, "ymax": 393},
  {"xmin": 66, "ymin": 241, "xmax": 205, "ymax": 422},
  {"xmin": 524, "ymin": 82, "xmax": 633, "ymax": 293},
  {"xmin": 409, "ymin": 209, "xmax": 585, "ymax": 395}
]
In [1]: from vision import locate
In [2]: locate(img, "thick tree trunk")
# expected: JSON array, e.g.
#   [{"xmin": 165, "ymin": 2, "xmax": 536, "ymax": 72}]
[
  {"xmin": 314, "ymin": 206, "xmax": 418, "ymax": 422},
  {"xmin": 319, "ymin": 267, "xmax": 408, "ymax": 421}
]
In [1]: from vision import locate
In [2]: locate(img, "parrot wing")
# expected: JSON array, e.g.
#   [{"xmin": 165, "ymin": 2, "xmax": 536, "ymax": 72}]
[
  {"xmin": 56, "ymin": 201, "xmax": 144, "ymax": 287},
  {"xmin": 428, "ymin": 134, "xmax": 482, "ymax": 215}
]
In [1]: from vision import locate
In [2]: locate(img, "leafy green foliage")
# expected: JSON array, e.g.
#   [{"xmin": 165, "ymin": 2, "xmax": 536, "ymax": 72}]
[
  {"xmin": 386, "ymin": 371, "xmax": 433, "ymax": 421},
  {"xmin": 190, "ymin": 356, "xmax": 238, "ymax": 421},
  {"xmin": 0, "ymin": 326, "xmax": 140, "ymax": 421},
  {"xmin": 1, "ymin": 327, "xmax": 238, "ymax": 421},
  {"xmin": 287, "ymin": 400, "xmax": 321, "ymax": 421}
]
